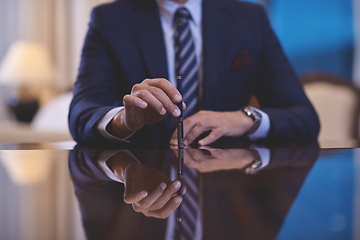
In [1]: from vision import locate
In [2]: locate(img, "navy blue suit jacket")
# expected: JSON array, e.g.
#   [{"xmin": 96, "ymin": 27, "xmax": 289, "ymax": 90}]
[{"xmin": 69, "ymin": 0, "xmax": 320, "ymax": 146}]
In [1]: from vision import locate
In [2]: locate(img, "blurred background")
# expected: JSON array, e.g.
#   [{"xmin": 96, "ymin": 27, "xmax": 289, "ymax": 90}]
[
  {"xmin": 0, "ymin": 0, "xmax": 359, "ymax": 143},
  {"xmin": 257, "ymin": 0, "xmax": 355, "ymax": 80}
]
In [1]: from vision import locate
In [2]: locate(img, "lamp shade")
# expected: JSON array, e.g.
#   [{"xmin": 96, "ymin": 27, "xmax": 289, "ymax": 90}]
[{"xmin": 0, "ymin": 40, "xmax": 55, "ymax": 86}]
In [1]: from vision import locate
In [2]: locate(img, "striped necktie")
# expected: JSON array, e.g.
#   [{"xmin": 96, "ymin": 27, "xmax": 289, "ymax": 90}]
[
  {"xmin": 174, "ymin": 7, "xmax": 198, "ymax": 118},
  {"xmin": 175, "ymin": 165, "xmax": 199, "ymax": 240}
]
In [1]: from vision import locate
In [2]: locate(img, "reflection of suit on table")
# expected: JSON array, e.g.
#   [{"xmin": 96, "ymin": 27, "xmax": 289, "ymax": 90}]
[
  {"xmin": 68, "ymin": 0, "xmax": 320, "ymax": 145},
  {"xmin": 202, "ymin": 147, "xmax": 320, "ymax": 240},
  {"xmin": 68, "ymin": 144, "xmax": 319, "ymax": 240},
  {"xmin": 69, "ymin": 149, "xmax": 174, "ymax": 240}
]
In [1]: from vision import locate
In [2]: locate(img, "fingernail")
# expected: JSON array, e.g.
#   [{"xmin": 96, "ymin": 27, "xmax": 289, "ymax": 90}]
[
  {"xmin": 174, "ymin": 181, "xmax": 181, "ymax": 189},
  {"xmin": 198, "ymin": 140, "xmax": 205, "ymax": 145},
  {"xmin": 160, "ymin": 108, "xmax": 166, "ymax": 115},
  {"xmin": 140, "ymin": 101, "xmax": 147, "ymax": 108},
  {"xmin": 174, "ymin": 196, "xmax": 182, "ymax": 203},
  {"xmin": 140, "ymin": 191, "xmax": 148, "ymax": 198},
  {"xmin": 173, "ymin": 108, "xmax": 181, "ymax": 117},
  {"xmin": 160, "ymin": 182, "xmax": 167, "ymax": 190},
  {"xmin": 184, "ymin": 140, "xmax": 188, "ymax": 145},
  {"xmin": 174, "ymin": 94, "xmax": 182, "ymax": 102}
]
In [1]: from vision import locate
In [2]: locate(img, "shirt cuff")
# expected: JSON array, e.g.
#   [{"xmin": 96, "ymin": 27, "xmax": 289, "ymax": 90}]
[
  {"xmin": 252, "ymin": 147, "xmax": 270, "ymax": 173},
  {"xmin": 97, "ymin": 107, "xmax": 135, "ymax": 142},
  {"xmin": 97, "ymin": 149, "xmax": 140, "ymax": 183},
  {"xmin": 247, "ymin": 106, "xmax": 270, "ymax": 141}
]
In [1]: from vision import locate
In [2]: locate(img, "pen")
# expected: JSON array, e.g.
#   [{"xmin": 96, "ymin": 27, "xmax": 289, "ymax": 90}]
[{"xmin": 176, "ymin": 75, "xmax": 184, "ymax": 223}]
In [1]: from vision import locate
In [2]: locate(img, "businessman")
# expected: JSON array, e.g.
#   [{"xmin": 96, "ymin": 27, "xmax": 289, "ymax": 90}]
[{"xmin": 69, "ymin": 0, "xmax": 320, "ymax": 146}]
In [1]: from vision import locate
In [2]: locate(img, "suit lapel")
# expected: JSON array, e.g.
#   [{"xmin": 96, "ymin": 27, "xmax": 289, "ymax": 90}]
[
  {"xmin": 127, "ymin": 0, "xmax": 230, "ymax": 136},
  {"xmin": 202, "ymin": 0, "xmax": 227, "ymax": 110},
  {"xmin": 128, "ymin": 1, "xmax": 169, "ymax": 79},
  {"xmin": 128, "ymin": 1, "xmax": 176, "ymax": 137}
]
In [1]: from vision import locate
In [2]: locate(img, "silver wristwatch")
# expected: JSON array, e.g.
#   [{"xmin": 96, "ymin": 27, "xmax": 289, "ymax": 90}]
[
  {"xmin": 244, "ymin": 149, "xmax": 262, "ymax": 174},
  {"xmin": 242, "ymin": 107, "xmax": 262, "ymax": 135}
]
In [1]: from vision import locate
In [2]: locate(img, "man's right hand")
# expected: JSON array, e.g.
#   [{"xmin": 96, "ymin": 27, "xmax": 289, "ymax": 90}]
[
  {"xmin": 108, "ymin": 78, "xmax": 183, "ymax": 138},
  {"xmin": 122, "ymin": 162, "xmax": 183, "ymax": 219},
  {"xmin": 107, "ymin": 152, "xmax": 183, "ymax": 219}
]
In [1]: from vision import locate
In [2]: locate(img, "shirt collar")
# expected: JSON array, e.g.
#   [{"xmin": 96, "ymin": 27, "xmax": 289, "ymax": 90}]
[{"xmin": 155, "ymin": 0, "xmax": 202, "ymax": 27}]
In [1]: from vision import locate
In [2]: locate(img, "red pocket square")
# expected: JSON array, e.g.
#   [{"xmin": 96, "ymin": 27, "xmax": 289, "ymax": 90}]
[{"xmin": 230, "ymin": 51, "xmax": 252, "ymax": 71}]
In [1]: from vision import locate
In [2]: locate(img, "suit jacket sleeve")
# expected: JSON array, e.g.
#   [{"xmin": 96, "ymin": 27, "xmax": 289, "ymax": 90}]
[
  {"xmin": 253, "ymin": 6, "xmax": 320, "ymax": 140},
  {"xmin": 68, "ymin": 1, "xmax": 171, "ymax": 146},
  {"xmin": 68, "ymin": 3, "xmax": 132, "ymax": 146}
]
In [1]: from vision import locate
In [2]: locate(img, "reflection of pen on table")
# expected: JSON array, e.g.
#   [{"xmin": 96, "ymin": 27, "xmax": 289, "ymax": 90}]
[{"xmin": 176, "ymin": 75, "xmax": 184, "ymax": 223}]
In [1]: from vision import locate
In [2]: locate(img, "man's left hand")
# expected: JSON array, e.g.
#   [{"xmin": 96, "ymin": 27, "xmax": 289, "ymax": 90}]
[
  {"xmin": 170, "ymin": 110, "xmax": 254, "ymax": 146},
  {"xmin": 171, "ymin": 146, "xmax": 255, "ymax": 173}
]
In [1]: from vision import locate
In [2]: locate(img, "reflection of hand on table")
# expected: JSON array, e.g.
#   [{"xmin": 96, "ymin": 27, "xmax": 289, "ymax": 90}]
[
  {"xmin": 172, "ymin": 146, "xmax": 257, "ymax": 173},
  {"xmin": 107, "ymin": 152, "xmax": 183, "ymax": 218}
]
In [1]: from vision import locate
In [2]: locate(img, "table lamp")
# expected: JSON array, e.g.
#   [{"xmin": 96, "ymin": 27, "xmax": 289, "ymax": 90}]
[{"xmin": 0, "ymin": 40, "xmax": 55, "ymax": 122}]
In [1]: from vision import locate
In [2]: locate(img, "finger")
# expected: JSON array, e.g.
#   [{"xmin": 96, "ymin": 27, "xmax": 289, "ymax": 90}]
[
  {"xmin": 147, "ymin": 78, "xmax": 182, "ymax": 103},
  {"xmin": 181, "ymin": 101, "xmax": 187, "ymax": 111},
  {"xmin": 170, "ymin": 127, "xmax": 179, "ymax": 145},
  {"xmin": 184, "ymin": 121, "xmax": 211, "ymax": 146},
  {"xmin": 146, "ymin": 180, "xmax": 182, "ymax": 211},
  {"xmin": 144, "ymin": 194, "xmax": 183, "ymax": 219},
  {"xmin": 198, "ymin": 145, "xmax": 215, "ymax": 152},
  {"xmin": 169, "ymin": 144, "xmax": 179, "ymax": 150},
  {"xmin": 199, "ymin": 146, "xmax": 224, "ymax": 158},
  {"xmin": 123, "ymin": 190, "xmax": 148, "ymax": 204},
  {"xmin": 185, "ymin": 149, "xmax": 218, "ymax": 174},
  {"xmin": 123, "ymin": 94, "xmax": 148, "ymax": 109},
  {"xmin": 169, "ymin": 102, "xmax": 188, "ymax": 146},
  {"xmin": 133, "ymin": 182, "xmax": 167, "ymax": 210},
  {"xmin": 147, "ymin": 86, "xmax": 181, "ymax": 117},
  {"xmin": 133, "ymin": 89, "xmax": 169, "ymax": 116},
  {"xmin": 181, "ymin": 117, "xmax": 198, "ymax": 145},
  {"xmin": 184, "ymin": 149, "xmax": 199, "ymax": 168},
  {"xmin": 198, "ymin": 128, "xmax": 225, "ymax": 145},
  {"xmin": 187, "ymin": 148, "xmax": 210, "ymax": 162},
  {"xmin": 123, "ymin": 177, "xmax": 149, "ymax": 204},
  {"xmin": 181, "ymin": 185, "xmax": 187, "ymax": 195}
]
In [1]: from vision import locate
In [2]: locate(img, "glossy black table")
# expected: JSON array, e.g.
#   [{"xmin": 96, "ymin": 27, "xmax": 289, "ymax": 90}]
[{"xmin": 0, "ymin": 141, "xmax": 359, "ymax": 240}]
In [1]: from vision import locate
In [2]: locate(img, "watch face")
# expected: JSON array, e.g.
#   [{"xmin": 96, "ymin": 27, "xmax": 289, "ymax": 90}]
[
  {"xmin": 242, "ymin": 107, "xmax": 262, "ymax": 135},
  {"xmin": 244, "ymin": 159, "xmax": 262, "ymax": 174},
  {"xmin": 244, "ymin": 108, "xmax": 261, "ymax": 121}
]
